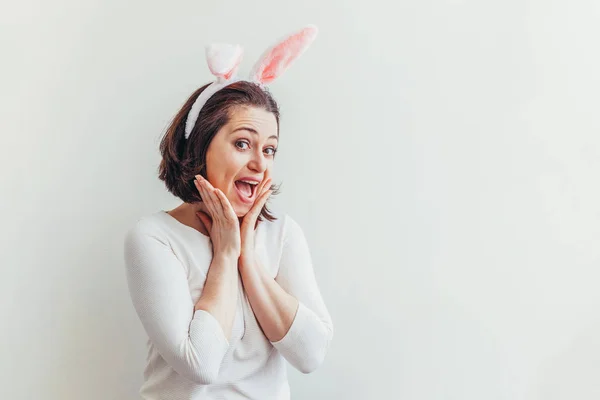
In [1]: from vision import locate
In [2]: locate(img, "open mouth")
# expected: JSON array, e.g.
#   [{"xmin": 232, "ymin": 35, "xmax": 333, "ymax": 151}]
[{"xmin": 234, "ymin": 180, "xmax": 259, "ymax": 201}]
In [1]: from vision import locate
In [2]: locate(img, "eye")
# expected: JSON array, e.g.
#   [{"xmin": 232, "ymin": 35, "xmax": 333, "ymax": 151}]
[
  {"xmin": 235, "ymin": 140, "xmax": 250, "ymax": 150},
  {"xmin": 236, "ymin": 140, "xmax": 277, "ymax": 157},
  {"xmin": 265, "ymin": 147, "xmax": 277, "ymax": 156}
]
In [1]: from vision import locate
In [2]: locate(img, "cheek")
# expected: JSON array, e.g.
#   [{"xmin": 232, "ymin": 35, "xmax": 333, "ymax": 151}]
[
  {"xmin": 208, "ymin": 151, "xmax": 242, "ymax": 185},
  {"xmin": 223, "ymin": 153, "xmax": 246, "ymax": 180}
]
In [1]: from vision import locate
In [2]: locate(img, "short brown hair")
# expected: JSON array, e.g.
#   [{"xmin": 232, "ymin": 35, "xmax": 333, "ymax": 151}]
[{"xmin": 158, "ymin": 81, "xmax": 281, "ymax": 222}]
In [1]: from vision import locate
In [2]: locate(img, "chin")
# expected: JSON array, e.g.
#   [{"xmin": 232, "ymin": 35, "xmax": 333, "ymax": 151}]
[{"xmin": 233, "ymin": 204, "xmax": 251, "ymax": 218}]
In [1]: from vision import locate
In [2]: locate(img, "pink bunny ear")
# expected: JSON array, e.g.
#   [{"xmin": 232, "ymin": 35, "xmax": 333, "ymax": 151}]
[
  {"xmin": 249, "ymin": 25, "xmax": 318, "ymax": 85},
  {"xmin": 205, "ymin": 44, "xmax": 243, "ymax": 81}
]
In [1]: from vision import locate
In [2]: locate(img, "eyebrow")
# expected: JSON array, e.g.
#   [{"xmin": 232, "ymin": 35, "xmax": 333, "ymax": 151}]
[{"xmin": 232, "ymin": 127, "xmax": 278, "ymax": 141}]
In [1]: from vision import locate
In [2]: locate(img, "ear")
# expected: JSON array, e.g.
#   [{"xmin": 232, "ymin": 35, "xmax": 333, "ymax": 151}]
[
  {"xmin": 205, "ymin": 43, "xmax": 244, "ymax": 81},
  {"xmin": 249, "ymin": 25, "xmax": 318, "ymax": 85}
]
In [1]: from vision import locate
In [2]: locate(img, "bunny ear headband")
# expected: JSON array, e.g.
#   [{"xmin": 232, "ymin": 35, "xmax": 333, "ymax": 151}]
[{"xmin": 184, "ymin": 24, "xmax": 318, "ymax": 139}]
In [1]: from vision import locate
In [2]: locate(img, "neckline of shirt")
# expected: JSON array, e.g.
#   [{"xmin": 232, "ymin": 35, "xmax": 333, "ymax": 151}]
[{"xmin": 158, "ymin": 210, "xmax": 211, "ymax": 241}]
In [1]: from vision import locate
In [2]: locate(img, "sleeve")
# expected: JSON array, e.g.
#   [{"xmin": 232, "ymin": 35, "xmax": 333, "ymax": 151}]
[
  {"xmin": 123, "ymin": 225, "xmax": 229, "ymax": 385},
  {"xmin": 269, "ymin": 215, "xmax": 334, "ymax": 374}
]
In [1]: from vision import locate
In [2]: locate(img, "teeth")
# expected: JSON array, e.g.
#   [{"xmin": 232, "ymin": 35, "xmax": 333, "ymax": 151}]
[{"xmin": 240, "ymin": 180, "xmax": 258, "ymax": 185}]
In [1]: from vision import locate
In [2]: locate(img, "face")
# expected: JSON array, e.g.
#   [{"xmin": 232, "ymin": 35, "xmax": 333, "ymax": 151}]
[{"xmin": 204, "ymin": 106, "xmax": 278, "ymax": 217}]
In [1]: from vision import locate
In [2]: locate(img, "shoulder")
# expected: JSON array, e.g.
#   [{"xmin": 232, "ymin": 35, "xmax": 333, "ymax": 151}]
[
  {"xmin": 123, "ymin": 212, "xmax": 182, "ymax": 272},
  {"xmin": 124, "ymin": 211, "xmax": 171, "ymax": 247},
  {"xmin": 256, "ymin": 212, "xmax": 305, "ymax": 246},
  {"xmin": 270, "ymin": 212, "xmax": 307, "ymax": 245}
]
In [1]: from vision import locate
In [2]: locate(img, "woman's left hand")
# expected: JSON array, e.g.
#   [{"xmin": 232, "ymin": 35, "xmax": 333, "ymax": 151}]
[{"xmin": 239, "ymin": 177, "xmax": 273, "ymax": 269}]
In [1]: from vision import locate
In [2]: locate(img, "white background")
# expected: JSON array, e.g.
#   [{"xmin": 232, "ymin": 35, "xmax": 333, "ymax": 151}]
[{"xmin": 2, "ymin": 0, "xmax": 600, "ymax": 399}]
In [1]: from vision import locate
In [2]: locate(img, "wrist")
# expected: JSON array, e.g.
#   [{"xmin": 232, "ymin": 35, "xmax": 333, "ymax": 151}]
[
  {"xmin": 214, "ymin": 251, "xmax": 239, "ymax": 267},
  {"xmin": 239, "ymin": 252, "xmax": 257, "ymax": 269}
]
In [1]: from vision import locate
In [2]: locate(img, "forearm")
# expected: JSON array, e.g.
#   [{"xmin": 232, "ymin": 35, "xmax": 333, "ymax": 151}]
[
  {"xmin": 239, "ymin": 260, "xmax": 299, "ymax": 342},
  {"xmin": 195, "ymin": 253, "xmax": 239, "ymax": 341},
  {"xmin": 236, "ymin": 216, "xmax": 333, "ymax": 374}
]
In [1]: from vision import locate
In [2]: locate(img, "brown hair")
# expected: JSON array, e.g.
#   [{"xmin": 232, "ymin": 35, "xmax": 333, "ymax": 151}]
[{"xmin": 158, "ymin": 81, "xmax": 281, "ymax": 222}]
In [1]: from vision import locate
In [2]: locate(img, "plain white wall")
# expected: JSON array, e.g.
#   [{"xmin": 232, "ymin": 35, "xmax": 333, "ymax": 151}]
[{"xmin": 2, "ymin": 0, "xmax": 600, "ymax": 399}]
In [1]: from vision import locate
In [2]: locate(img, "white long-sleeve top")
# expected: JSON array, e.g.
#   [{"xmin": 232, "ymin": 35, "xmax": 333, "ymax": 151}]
[{"xmin": 123, "ymin": 210, "xmax": 333, "ymax": 399}]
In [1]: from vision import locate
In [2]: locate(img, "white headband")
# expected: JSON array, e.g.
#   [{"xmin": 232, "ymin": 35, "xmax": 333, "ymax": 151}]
[{"xmin": 184, "ymin": 25, "xmax": 318, "ymax": 139}]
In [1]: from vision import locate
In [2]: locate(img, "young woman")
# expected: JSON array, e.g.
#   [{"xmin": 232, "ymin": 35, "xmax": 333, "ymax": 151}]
[{"xmin": 123, "ymin": 26, "xmax": 333, "ymax": 399}]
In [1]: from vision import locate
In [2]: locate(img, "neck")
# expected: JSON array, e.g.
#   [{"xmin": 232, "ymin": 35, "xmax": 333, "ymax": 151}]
[{"xmin": 186, "ymin": 202, "xmax": 244, "ymax": 226}]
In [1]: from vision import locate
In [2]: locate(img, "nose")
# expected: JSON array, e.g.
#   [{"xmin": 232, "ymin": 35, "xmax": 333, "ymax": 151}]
[{"xmin": 248, "ymin": 147, "xmax": 268, "ymax": 172}]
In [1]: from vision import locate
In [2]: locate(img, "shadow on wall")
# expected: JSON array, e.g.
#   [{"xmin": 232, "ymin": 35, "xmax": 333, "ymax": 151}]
[
  {"xmin": 415, "ymin": 291, "xmax": 515, "ymax": 399},
  {"xmin": 304, "ymin": 284, "xmax": 516, "ymax": 399},
  {"xmin": 45, "ymin": 218, "xmax": 143, "ymax": 399},
  {"xmin": 538, "ymin": 318, "xmax": 600, "ymax": 399}
]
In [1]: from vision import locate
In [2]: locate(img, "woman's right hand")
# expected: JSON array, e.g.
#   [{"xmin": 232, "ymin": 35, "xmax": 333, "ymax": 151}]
[{"xmin": 194, "ymin": 174, "xmax": 241, "ymax": 259}]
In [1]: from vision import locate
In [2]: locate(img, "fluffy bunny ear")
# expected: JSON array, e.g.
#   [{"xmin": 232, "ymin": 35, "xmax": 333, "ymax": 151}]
[
  {"xmin": 249, "ymin": 25, "xmax": 318, "ymax": 85},
  {"xmin": 205, "ymin": 43, "xmax": 243, "ymax": 82}
]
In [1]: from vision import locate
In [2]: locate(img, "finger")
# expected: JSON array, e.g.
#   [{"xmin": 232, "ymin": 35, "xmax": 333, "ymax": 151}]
[
  {"xmin": 244, "ymin": 189, "xmax": 273, "ymax": 227},
  {"xmin": 194, "ymin": 178, "xmax": 211, "ymax": 211},
  {"xmin": 256, "ymin": 177, "xmax": 272, "ymax": 198},
  {"xmin": 260, "ymin": 181, "xmax": 272, "ymax": 198},
  {"xmin": 195, "ymin": 178, "xmax": 218, "ymax": 217},
  {"xmin": 256, "ymin": 189, "xmax": 273, "ymax": 210},
  {"xmin": 194, "ymin": 178, "xmax": 208, "ymax": 205},
  {"xmin": 243, "ymin": 189, "xmax": 273, "ymax": 232},
  {"xmin": 255, "ymin": 182, "xmax": 271, "ymax": 206},
  {"xmin": 194, "ymin": 175, "xmax": 210, "ymax": 197},
  {"xmin": 205, "ymin": 187, "xmax": 222, "ymax": 219},
  {"xmin": 195, "ymin": 175, "xmax": 220, "ymax": 217},
  {"xmin": 197, "ymin": 174, "xmax": 215, "ymax": 190},
  {"xmin": 213, "ymin": 189, "xmax": 237, "ymax": 222},
  {"xmin": 262, "ymin": 170, "xmax": 272, "ymax": 189}
]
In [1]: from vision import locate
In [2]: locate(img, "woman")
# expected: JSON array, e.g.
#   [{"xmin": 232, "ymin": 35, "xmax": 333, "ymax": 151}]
[{"xmin": 123, "ymin": 26, "xmax": 333, "ymax": 399}]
